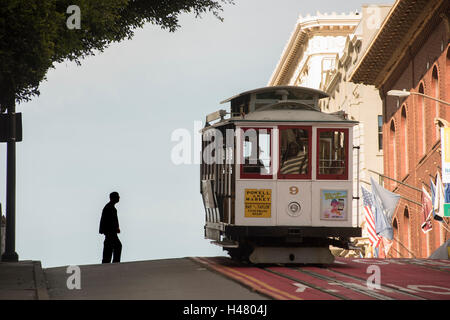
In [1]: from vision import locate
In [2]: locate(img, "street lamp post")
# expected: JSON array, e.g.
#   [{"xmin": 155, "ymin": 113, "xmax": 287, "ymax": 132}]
[{"xmin": 387, "ymin": 89, "xmax": 450, "ymax": 106}]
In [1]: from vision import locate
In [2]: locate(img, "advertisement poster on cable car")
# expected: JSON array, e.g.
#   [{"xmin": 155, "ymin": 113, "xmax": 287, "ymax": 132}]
[{"xmin": 320, "ymin": 190, "xmax": 348, "ymax": 220}]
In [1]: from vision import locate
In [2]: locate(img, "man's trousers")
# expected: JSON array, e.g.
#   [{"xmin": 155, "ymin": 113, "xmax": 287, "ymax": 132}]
[{"xmin": 102, "ymin": 233, "xmax": 122, "ymax": 263}]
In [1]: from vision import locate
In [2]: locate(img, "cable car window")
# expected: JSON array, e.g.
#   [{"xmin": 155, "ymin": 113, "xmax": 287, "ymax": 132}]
[
  {"xmin": 317, "ymin": 128, "xmax": 348, "ymax": 180},
  {"xmin": 241, "ymin": 128, "xmax": 272, "ymax": 178},
  {"xmin": 279, "ymin": 126, "xmax": 311, "ymax": 179}
]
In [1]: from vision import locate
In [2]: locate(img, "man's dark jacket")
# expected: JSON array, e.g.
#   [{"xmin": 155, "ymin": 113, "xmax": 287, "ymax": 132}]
[{"xmin": 99, "ymin": 202, "xmax": 119, "ymax": 234}]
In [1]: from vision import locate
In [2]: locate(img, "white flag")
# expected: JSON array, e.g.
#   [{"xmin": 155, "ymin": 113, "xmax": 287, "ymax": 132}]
[{"xmin": 436, "ymin": 172, "xmax": 445, "ymax": 218}]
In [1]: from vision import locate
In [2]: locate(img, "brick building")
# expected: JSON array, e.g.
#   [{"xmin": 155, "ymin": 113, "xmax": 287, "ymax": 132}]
[{"xmin": 350, "ymin": 0, "xmax": 450, "ymax": 258}]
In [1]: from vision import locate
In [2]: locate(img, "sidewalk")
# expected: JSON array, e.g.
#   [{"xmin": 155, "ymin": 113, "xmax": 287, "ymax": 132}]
[{"xmin": 0, "ymin": 261, "xmax": 49, "ymax": 300}]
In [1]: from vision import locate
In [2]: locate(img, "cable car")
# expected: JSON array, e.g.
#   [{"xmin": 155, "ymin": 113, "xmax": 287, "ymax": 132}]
[{"xmin": 200, "ymin": 86, "xmax": 361, "ymax": 264}]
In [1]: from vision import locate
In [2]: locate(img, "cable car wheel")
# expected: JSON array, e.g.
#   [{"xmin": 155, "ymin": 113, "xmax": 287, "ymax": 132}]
[{"xmin": 226, "ymin": 243, "xmax": 254, "ymax": 263}]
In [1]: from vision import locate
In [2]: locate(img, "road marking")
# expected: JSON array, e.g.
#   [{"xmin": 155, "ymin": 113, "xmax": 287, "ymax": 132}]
[
  {"xmin": 191, "ymin": 257, "xmax": 301, "ymax": 300},
  {"xmin": 191, "ymin": 257, "xmax": 285, "ymax": 299},
  {"xmin": 327, "ymin": 268, "xmax": 426, "ymax": 300},
  {"xmin": 264, "ymin": 268, "xmax": 347, "ymax": 300},
  {"xmin": 293, "ymin": 283, "xmax": 309, "ymax": 293},
  {"xmin": 406, "ymin": 285, "xmax": 450, "ymax": 295},
  {"xmin": 220, "ymin": 265, "xmax": 301, "ymax": 300},
  {"xmin": 397, "ymin": 259, "xmax": 450, "ymax": 273},
  {"xmin": 295, "ymin": 268, "xmax": 393, "ymax": 300}
]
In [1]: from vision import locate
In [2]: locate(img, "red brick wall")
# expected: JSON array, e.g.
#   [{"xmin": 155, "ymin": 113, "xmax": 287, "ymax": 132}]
[{"xmin": 380, "ymin": 16, "xmax": 449, "ymax": 258}]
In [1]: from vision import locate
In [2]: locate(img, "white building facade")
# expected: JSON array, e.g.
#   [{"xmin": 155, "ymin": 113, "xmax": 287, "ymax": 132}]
[{"xmin": 269, "ymin": 6, "xmax": 391, "ymax": 237}]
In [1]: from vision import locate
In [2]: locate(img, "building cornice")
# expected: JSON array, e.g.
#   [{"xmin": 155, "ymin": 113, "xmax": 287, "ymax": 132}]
[
  {"xmin": 349, "ymin": 0, "xmax": 447, "ymax": 88},
  {"xmin": 268, "ymin": 12, "xmax": 360, "ymax": 86}
]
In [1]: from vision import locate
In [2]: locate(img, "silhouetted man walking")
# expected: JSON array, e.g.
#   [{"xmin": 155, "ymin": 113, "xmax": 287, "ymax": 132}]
[{"xmin": 99, "ymin": 192, "xmax": 122, "ymax": 263}]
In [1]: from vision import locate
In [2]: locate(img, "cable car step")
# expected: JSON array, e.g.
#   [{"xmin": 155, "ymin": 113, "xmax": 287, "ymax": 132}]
[{"xmin": 210, "ymin": 240, "xmax": 239, "ymax": 248}]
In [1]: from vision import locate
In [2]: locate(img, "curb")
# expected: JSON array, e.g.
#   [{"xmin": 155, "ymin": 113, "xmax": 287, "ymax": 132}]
[{"xmin": 33, "ymin": 261, "xmax": 49, "ymax": 300}]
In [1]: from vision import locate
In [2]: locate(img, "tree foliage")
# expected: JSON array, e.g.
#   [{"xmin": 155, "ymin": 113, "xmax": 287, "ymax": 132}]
[{"xmin": 0, "ymin": 0, "xmax": 233, "ymax": 109}]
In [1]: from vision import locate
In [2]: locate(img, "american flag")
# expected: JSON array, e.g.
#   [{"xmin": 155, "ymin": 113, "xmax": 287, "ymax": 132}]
[{"xmin": 361, "ymin": 186, "xmax": 381, "ymax": 248}]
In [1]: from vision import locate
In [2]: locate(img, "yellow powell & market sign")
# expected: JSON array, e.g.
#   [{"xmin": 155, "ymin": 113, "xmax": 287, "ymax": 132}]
[{"xmin": 245, "ymin": 189, "xmax": 271, "ymax": 218}]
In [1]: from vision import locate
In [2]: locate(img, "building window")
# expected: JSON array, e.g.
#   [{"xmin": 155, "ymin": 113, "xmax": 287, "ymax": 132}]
[
  {"xmin": 432, "ymin": 66, "xmax": 439, "ymax": 142},
  {"xmin": 322, "ymin": 57, "xmax": 335, "ymax": 72},
  {"xmin": 317, "ymin": 128, "xmax": 348, "ymax": 180},
  {"xmin": 389, "ymin": 120, "xmax": 397, "ymax": 181},
  {"xmin": 404, "ymin": 207, "xmax": 411, "ymax": 257},
  {"xmin": 378, "ymin": 115, "xmax": 383, "ymax": 150},
  {"xmin": 321, "ymin": 57, "xmax": 335, "ymax": 84},
  {"xmin": 393, "ymin": 218, "xmax": 399, "ymax": 258},
  {"xmin": 401, "ymin": 106, "xmax": 408, "ymax": 176},
  {"xmin": 418, "ymin": 83, "xmax": 425, "ymax": 155}
]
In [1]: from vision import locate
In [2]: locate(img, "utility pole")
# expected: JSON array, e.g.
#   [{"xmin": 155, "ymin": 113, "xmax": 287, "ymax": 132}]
[{"xmin": 2, "ymin": 97, "xmax": 19, "ymax": 262}]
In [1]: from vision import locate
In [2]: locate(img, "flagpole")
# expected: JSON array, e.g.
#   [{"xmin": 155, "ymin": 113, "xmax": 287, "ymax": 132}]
[
  {"xmin": 421, "ymin": 181, "xmax": 431, "ymax": 190},
  {"xmin": 439, "ymin": 220, "xmax": 450, "ymax": 233},
  {"xmin": 389, "ymin": 243, "xmax": 403, "ymax": 258},
  {"xmin": 368, "ymin": 169, "xmax": 422, "ymax": 192},
  {"xmin": 361, "ymin": 179, "xmax": 422, "ymax": 206},
  {"xmin": 393, "ymin": 237, "xmax": 416, "ymax": 258},
  {"xmin": 355, "ymin": 146, "xmax": 360, "ymax": 227}
]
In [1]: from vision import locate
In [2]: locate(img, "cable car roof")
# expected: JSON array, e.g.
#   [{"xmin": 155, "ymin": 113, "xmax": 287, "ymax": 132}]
[
  {"xmin": 202, "ymin": 86, "xmax": 357, "ymax": 131},
  {"xmin": 234, "ymin": 103, "xmax": 358, "ymax": 123},
  {"xmin": 220, "ymin": 85, "xmax": 329, "ymax": 104},
  {"xmin": 202, "ymin": 105, "xmax": 357, "ymax": 132}
]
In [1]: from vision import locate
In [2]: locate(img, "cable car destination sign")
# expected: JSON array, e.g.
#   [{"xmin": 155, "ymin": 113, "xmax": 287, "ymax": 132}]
[{"xmin": 245, "ymin": 189, "xmax": 271, "ymax": 218}]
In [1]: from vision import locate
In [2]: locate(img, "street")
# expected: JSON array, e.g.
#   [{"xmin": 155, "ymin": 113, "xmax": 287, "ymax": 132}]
[
  {"xmin": 42, "ymin": 256, "xmax": 450, "ymax": 300},
  {"xmin": 44, "ymin": 257, "xmax": 267, "ymax": 300}
]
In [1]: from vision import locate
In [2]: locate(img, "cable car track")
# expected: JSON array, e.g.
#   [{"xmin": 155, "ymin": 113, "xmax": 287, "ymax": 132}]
[
  {"xmin": 193, "ymin": 256, "xmax": 380, "ymax": 300},
  {"xmin": 322, "ymin": 268, "xmax": 426, "ymax": 300},
  {"xmin": 261, "ymin": 267, "xmax": 354, "ymax": 300},
  {"xmin": 267, "ymin": 267, "xmax": 395, "ymax": 300},
  {"xmin": 191, "ymin": 256, "xmax": 450, "ymax": 300}
]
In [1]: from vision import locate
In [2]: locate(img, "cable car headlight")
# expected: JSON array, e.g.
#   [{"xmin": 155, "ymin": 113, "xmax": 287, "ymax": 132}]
[{"xmin": 287, "ymin": 201, "xmax": 301, "ymax": 217}]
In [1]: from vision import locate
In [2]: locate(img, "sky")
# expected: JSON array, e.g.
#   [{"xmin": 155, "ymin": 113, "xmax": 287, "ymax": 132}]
[{"xmin": 0, "ymin": 0, "xmax": 393, "ymax": 268}]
